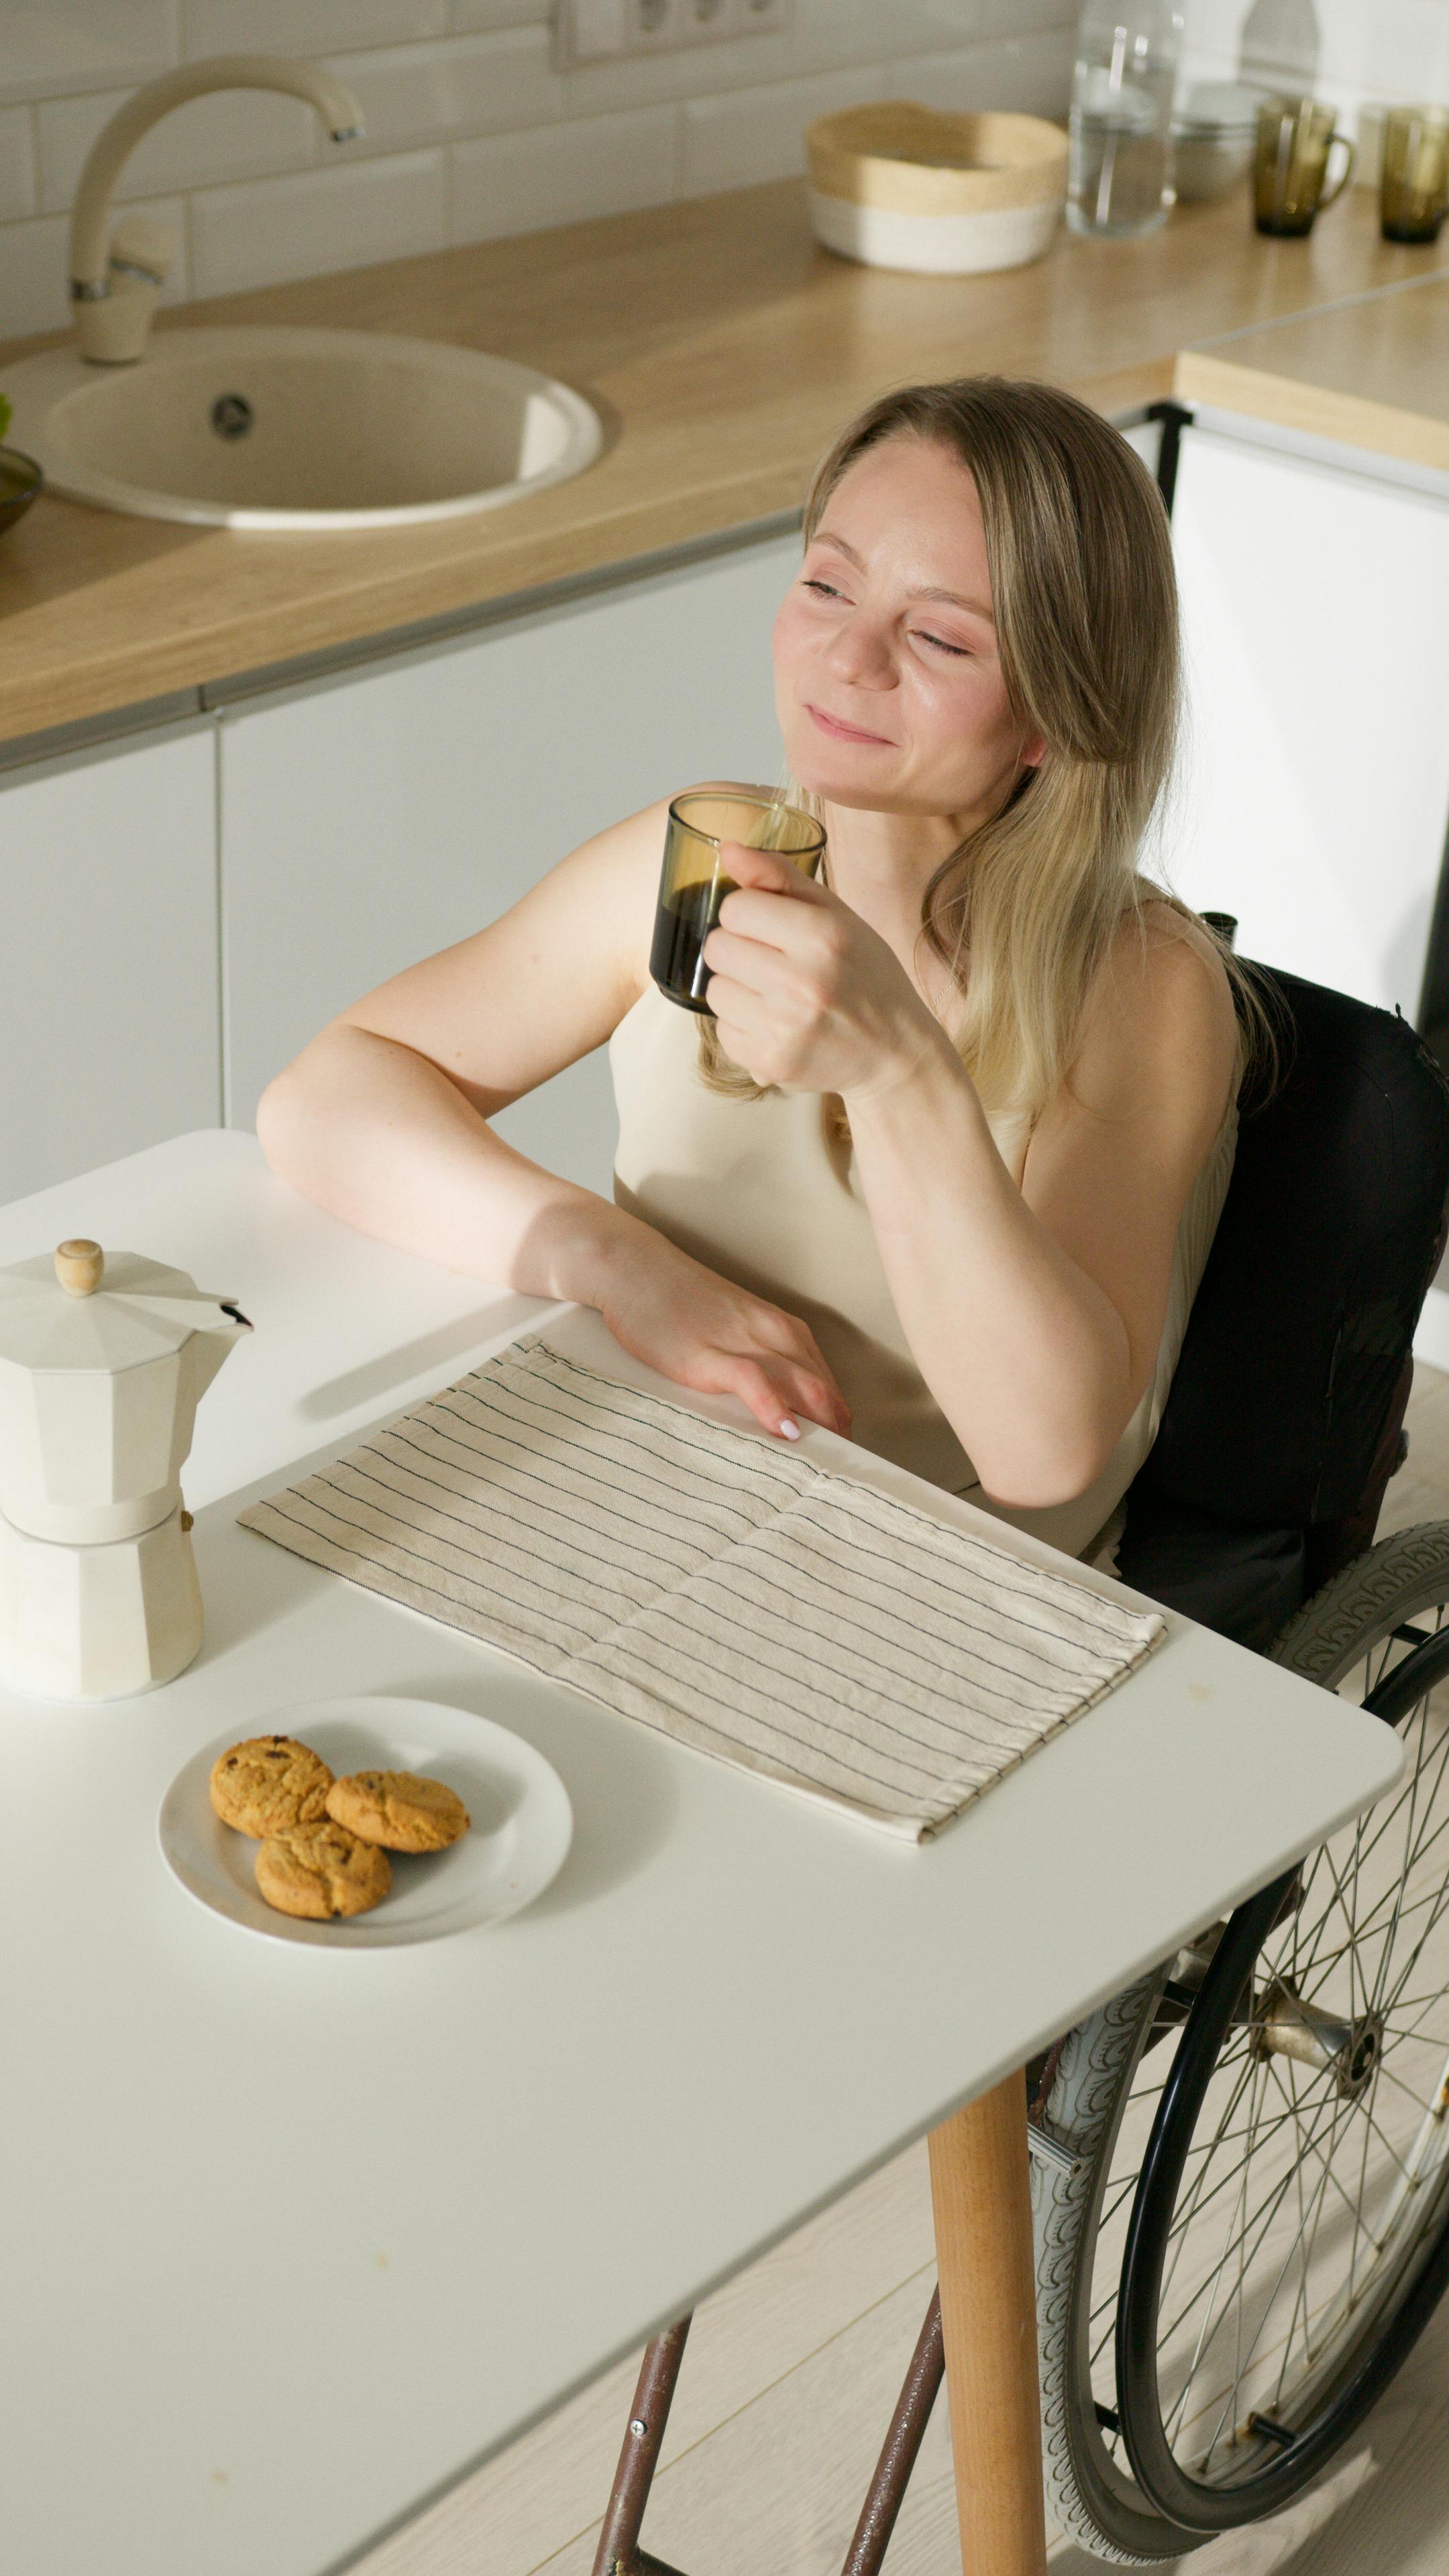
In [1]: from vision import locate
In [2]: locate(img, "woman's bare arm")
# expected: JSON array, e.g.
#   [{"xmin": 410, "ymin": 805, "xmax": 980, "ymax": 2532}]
[
  {"xmin": 702, "ymin": 849, "xmax": 1237, "ymax": 1503},
  {"xmin": 257, "ymin": 804, "xmax": 654, "ymax": 1295},
  {"xmin": 256, "ymin": 798, "xmax": 851, "ymax": 1440},
  {"xmin": 845, "ymin": 918, "xmax": 1240, "ymax": 1505}
]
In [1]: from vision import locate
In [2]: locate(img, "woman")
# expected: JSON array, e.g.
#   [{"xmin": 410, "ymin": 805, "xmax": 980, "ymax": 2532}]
[{"xmin": 258, "ymin": 377, "xmax": 1266, "ymax": 1572}]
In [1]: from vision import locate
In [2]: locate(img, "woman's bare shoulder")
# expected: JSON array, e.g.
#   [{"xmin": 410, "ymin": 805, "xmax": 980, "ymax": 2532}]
[
  {"xmin": 1061, "ymin": 898, "xmax": 1240, "ymax": 1146},
  {"xmin": 1134, "ymin": 898, "xmax": 1241, "ymax": 1079}
]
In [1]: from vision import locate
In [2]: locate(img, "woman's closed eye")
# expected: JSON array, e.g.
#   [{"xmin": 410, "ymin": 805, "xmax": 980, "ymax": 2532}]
[{"xmin": 805, "ymin": 578, "xmax": 972, "ymax": 661}]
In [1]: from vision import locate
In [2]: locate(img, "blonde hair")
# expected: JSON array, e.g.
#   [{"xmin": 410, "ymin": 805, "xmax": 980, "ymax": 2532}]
[{"xmin": 699, "ymin": 376, "xmax": 1278, "ymax": 1124}]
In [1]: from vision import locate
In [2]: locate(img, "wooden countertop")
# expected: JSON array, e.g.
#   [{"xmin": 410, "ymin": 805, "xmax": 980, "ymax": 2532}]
[
  {"xmin": 0, "ymin": 176, "xmax": 1445, "ymax": 749},
  {"xmin": 1175, "ymin": 272, "xmax": 1449, "ymax": 476}
]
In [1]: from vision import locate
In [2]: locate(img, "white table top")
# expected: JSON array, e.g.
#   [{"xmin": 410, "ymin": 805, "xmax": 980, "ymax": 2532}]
[{"xmin": 0, "ymin": 1134, "xmax": 1403, "ymax": 2576}]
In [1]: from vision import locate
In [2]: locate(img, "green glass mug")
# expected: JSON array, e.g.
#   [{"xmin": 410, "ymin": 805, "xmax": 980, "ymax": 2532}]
[
  {"xmin": 649, "ymin": 788, "xmax": 826, "ymax": 1015},
  {"xmin": 1254, "ymin": 96, "xmax": 1355, "ymax": 236},
  {"xmin": 1380, "ymin": 105, "xmax": 1449, "ymax": 244}
]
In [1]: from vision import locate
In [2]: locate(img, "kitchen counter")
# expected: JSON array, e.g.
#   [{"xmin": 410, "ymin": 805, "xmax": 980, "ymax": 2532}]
[
  {"xmin": 0, "ymin": 176, "xmax": 1446, "ymax": 749},
  {"xmin": 1175, "ymin": 271, "xmax": 1449, "ymax": 476}
]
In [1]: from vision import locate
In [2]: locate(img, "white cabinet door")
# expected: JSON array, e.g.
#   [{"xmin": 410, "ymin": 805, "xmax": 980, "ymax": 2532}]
[
  {"xmin": 219, "ymin": 531, "xmax": 800, "ymax": 1193},
  {"xmin": 1120, "ymin": 417, "xmax": 1165, "ymax": 477},
  {"xmin": 1159, "ymin": 427, "xmax": 1449, "ymax": 1018},
  {"xmin": 0, "ymin": 726, "xmax": 220, "ymax": 1203}
]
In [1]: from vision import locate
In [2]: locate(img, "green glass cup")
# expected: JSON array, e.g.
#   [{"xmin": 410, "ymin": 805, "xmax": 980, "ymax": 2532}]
[
  {"xmin": 649, "ymin": 788, "xmax": 826, "ymax": 1016},
  {"xmin": 1380, "ymin": 105, "xmax": 1449, "ymax": 244},
  {"xmin": 1254, "ymin": 96, "xmax": 1355, "ymax": 236}
]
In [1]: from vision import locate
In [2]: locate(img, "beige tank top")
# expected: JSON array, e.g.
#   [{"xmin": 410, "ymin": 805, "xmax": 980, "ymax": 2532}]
[{"xmin": 609, "ymin": 983, "xmax": 1239, "ymax": 1568}]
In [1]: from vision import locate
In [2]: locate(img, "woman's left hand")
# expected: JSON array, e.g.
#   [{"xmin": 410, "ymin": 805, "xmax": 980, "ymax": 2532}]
[{"xmin": 702, "ymin": 843, "xmax": 944, "ymax": 1099}]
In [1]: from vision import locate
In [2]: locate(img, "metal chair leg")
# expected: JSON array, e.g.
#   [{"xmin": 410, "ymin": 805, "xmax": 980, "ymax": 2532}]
[
  {"xmin": 839, "ymin": 2290, "xmax": 945, "ymax": 2576},
  {"xmin": 592, "ymin": 2316, "xmax": 694, "ymax": 2576},
  {"xmin": 591, "ymin": 2288, "xmax": 945, "ymax": 2576}
]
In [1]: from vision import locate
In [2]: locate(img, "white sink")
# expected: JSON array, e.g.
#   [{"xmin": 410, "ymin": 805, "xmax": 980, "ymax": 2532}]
[{"xmin": 1, "ymin": 325, "xmax": 602, "ymax": 531}]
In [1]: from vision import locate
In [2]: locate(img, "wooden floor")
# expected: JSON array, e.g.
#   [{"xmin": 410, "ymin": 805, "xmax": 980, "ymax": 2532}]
[{"xmin": 359, "ymin": 1361, "xmax": 1449, "ymax": 2576}]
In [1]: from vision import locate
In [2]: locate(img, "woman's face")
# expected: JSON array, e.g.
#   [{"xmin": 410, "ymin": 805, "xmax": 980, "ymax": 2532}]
[{"xmin": 772, "ymin": 434, "xmax": 1046, "ymax": 822}]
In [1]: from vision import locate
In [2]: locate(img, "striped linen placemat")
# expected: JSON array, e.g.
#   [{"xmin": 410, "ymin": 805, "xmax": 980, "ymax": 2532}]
[{"xmin": 238, "ymin": 1337, "xmax": 1166, "ymax": 1843}]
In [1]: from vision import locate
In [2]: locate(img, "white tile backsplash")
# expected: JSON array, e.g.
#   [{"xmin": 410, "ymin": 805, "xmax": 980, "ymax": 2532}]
[
  {"xmin": 1346, "ymin": 1, "xmax": 1449, "ymax": 99},
  {"xmin": 447, "ymin": 0, "xmax": 549, "ymax": 23},
  {"xmin": 36, "ymin": 80, "xmax": 315, "ymax": 213},
  {"xmin": 452, "ymin": 99, "xmax": 678, "ymax": 238},
  {"xmin": 0, "ymin": 0, "xmax": 178, "ymax": 108},
  {"xmin": 0, "ymin": 99, "xmax": 36, "ymax": 218},
  {"xmin": 983, "ymin": 0, "xmax": 1077, "ymax": 30},
  {"xmin": 1181, "ymin": 0, "xmax": 1449, "ymax": 154},
  {"xmin": 909, "ymin": 29, "xmax": 1080, "ymax": 115},
  {"xmin": 561, "ymin": 23, "xmax": 794, "ymax": 114},
  {"xmin": 0, "ymin": 0, "xmax": 1091, "ymax": 345},
  {"xmin": 682, "ymin": 59, "xmax": 888, "ymax": 190},
  {"xmin": 189, "ymin": 147, "xmax": 446, "ymax": 297},
  {"xmin": 182, "ymin": 0, "xmax": 446, "ymax": 54},
  {"xmin": 788, "ymin": 0, "xmax": 985, "ymax": 78},
  {"xmin": 322, "ymin": 27, "xmax": 562, "ymax": 156}
]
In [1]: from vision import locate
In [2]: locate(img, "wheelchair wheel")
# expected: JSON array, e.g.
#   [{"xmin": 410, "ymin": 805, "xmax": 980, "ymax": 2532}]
[{"xmin": 1034, "ymin": 1519, "xmax": 1449, "ymax": 2563}]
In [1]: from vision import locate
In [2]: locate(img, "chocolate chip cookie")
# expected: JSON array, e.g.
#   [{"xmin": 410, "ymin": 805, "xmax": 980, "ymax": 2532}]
[
  {"xmin": 325, "ymin": 1769, "xmax": 470, "ymax": 1854},
  {"xmin": 254, "ymin": 1819, "xmax": 391, "ymax": 1920},
  {"xmin": 209, "ymin": 1735, "xmax": 333, "ymax": 1838}
]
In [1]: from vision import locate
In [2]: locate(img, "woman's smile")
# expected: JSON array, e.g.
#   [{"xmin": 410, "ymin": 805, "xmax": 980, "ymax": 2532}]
[{"xmin": 806, "ymin": 700, "xmax": 898, "ymax": 746}]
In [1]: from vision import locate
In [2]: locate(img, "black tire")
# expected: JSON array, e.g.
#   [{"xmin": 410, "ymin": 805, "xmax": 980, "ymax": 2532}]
[{"xmin": 1035, "ymin": 1521, "xmax": 1449, "ymax": 2559}]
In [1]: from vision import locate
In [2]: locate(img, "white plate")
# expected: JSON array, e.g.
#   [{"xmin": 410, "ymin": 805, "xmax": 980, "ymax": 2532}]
[{"xmin": 158, "ymin": 1695, "xmax": 573, "ymax": 1947}]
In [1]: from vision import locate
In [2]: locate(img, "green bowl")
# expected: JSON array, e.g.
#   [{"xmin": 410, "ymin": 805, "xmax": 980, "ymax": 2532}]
[{"xmin": 0, "ymin": 447, "xmax": 43, "ymax": 535}]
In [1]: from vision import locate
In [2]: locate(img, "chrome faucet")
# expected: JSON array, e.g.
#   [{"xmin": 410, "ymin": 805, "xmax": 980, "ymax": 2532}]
[{"xmin": 69, "ymin": 54, "xmax": 365, "ymax": 365}]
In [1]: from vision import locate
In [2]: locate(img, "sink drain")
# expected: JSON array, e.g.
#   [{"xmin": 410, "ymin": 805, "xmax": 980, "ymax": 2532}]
[{"xmin": 210, "ymin": 392, "xmax": 254, "ymax": 441}]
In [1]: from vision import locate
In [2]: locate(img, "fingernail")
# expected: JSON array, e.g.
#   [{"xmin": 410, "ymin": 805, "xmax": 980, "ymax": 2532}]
[{"xmin": 779, "ymin": 1416, "xmax": 801, "ymax": 1440}]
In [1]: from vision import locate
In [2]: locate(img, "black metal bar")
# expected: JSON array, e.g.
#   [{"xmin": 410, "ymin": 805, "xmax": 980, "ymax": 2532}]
[
  {"xmin": 1415, "ymin": 798, "xmax": 1449, "ymax": 1081},
  {"xmin": 839, "ymin": 2291, "xmax": 945, "ymax": 2576},
  {"xmin": 1199, "ymin": 910, "xmax": 1239, "ymax": 952},
  {"xmin": 592, "ymin": 2317, "xmax": 694, "ymax": 2576},
  {"xmin": 1146, "ymin": 398, "xmax": 1193, "ymax": 515}
]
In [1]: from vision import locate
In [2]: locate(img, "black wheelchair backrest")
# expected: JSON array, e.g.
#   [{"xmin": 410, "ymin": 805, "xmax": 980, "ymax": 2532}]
[{"xmin": 1134, "ymin": 965, "xmax": 1449, "ymax": 1533}]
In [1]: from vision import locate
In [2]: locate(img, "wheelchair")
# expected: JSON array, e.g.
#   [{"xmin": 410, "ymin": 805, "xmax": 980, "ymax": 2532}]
[
  {"xmin": 594, "ymin": 947, "xmax": 1449, "ymax": 2575},
  {"xmin": 1032, "ymin": 945, "xmax": 1449, "ymax": 2561}
]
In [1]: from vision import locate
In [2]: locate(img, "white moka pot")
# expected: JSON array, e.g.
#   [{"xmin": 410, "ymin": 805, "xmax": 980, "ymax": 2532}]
[{"xmin": 0, "ymin": 1238, "xmax": 252, "ymax": 1701}]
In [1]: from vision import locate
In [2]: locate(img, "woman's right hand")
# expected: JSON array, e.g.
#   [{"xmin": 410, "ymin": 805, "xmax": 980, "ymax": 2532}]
[{"xmin": 594, "ymin": 1226, "xmax": 852, "ymax": 1442}]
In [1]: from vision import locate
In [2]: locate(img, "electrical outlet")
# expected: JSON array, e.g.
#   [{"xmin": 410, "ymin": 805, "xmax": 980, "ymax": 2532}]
[{"xmin": 554, "ymin": 0, "xmax": 790, "ymax": 68}]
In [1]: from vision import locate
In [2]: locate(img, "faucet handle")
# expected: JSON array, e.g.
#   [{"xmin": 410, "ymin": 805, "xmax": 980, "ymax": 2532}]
[
  {"xmin": 109, "ymin": 214, "xmax": 176, "ymax": 288},
  {"xmin": 74, "ymin": 218, "xmax": 175, "ymax": 364}
]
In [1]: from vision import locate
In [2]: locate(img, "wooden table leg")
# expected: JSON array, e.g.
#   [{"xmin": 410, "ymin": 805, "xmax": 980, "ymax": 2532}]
[{"xmin": 928, "ymin": 2072, "xmax": 1048, "ymax": 2576}]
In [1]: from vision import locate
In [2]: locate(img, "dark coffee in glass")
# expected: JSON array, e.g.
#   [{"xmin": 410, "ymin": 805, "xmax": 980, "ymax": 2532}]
[{"xmin": 649, "ymin": 790, "xmax": 826, "ymax": 1015}]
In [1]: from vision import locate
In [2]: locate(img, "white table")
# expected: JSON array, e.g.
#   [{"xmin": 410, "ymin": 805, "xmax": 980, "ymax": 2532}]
[{"xmin": 0, "ymin": 1134, "xmax": 1403, "ymax": 2576}]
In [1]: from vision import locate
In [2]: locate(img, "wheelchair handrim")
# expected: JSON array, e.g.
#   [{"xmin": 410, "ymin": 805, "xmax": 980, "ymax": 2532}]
[{"xmin": 1115, "ymin": 1623, "xmax": 1449, "ymax": 2530}]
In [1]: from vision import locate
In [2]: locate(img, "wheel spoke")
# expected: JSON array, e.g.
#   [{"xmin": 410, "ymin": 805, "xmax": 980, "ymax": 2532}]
[
  {"xmin": 1085, "ymin": 1607, "xmax": 1449, "ymax": 2513},
  {"xmin": 1156, "ymin": 2078, "xmax": 1342, "ymax": 2361},
  {"xmin": 1378, "ymin": 1861, "xmax": 1449, "ymax": 2029},
  {"xmin": 1166, "ymin": 2083, "xmax": 1362, "ymax": 2463},
  {"xmin": 1155, "ymin": 2054, "xmax": 1260, "ymax": 2312}
]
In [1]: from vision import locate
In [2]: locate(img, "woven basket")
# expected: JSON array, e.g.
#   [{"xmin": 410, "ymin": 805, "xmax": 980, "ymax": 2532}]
[{"xmin": 806, "ymin": 102, "xmax": 1068, "ymax": 276}]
